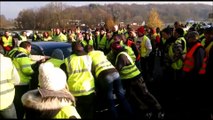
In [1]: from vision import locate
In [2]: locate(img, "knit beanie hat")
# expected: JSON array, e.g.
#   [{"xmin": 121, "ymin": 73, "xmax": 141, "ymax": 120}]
[
  {"xmin": 38, "ymin": 62, "xmax": 67, "ymax": 91},
  {"xmin": 51, "ymin": 49, "xmax": 64, "ymax": 60}
]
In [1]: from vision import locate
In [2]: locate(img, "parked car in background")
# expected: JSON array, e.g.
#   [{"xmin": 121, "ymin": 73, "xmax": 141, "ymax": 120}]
[{"xmin": 31, "ymin": 41, "xmax": 72, "ymax": 60}]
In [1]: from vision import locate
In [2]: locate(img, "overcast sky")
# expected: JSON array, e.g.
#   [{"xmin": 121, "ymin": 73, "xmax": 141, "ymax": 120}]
[{"xmin": 1, "ymin": 1, "xmax": 212, "ymax": 19}]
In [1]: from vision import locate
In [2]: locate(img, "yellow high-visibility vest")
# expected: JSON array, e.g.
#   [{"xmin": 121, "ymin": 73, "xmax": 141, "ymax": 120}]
[
  {"xmin": 0, "ymin": 55, "xmax": 16, "ymax": 110},
  {"xmin": 65, "ymin": 54, "xmax": 95, "ymax": 96},
  {"xmin": 1, "ymin": 36, "xmax": 13, "ymax": 47},
  {"xmin": 115, "ymin": 52, "xmax": 140, "ymax": 79}
]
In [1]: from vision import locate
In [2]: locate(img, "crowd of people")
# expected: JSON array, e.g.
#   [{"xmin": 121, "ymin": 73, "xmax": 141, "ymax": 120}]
[{"xmin": 0, "ymin": 21, "xmax": 212, "ymax": 119}]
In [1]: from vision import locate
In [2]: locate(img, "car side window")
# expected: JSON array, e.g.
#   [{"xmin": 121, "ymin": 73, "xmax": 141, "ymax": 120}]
[
  {"xmin": 61, "ymin": 47, "xmax": 72, "ymax": 58},
  {"xmin": 31, "ymin": 49, "xmax": 40, "ymax": 55}
]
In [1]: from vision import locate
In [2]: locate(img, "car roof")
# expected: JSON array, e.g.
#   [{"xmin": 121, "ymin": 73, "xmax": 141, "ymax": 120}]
[
  {"xmin": 32, "ymin": 41, "xmax": 71, "ymax": 49},
  {"xmin": 31, "ymin": 41, "xmax": 72, "ymax": 57}
]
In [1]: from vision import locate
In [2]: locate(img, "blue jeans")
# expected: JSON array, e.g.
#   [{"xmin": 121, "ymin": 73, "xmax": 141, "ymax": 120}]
[
  {"xmin": 96, "ymin": 72, "xmax": 133, "ymax": 119},
  {"xmin": 0, "ymin": 103, "xmax": 17, "ymax": 119}
]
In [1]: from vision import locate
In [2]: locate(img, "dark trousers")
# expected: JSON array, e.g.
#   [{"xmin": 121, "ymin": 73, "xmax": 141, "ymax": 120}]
[
  {"xmin": 161, "ymin": 67, "xmax": 176, "ymax": 111},
  {"xmin": 14, "ymin": 85, "xmax": 29, "ymax": 119},
  {"xmin": 75, "ymin": 93, "xmax": 96, "ymax": 119},
  {"xmin": 140, "ymin": 56, "xmax": 154, "ymax": 83},
  {"xmin": 0, "ymin": 103, "xmax": 17, "ymax": 119},
  {"xmin": 122, "ymin": 74, "xmax": 162, "ymax": 118},
  {"xmin": 95, "ymin": 72, "xmax": 133, "ymax": 119}
]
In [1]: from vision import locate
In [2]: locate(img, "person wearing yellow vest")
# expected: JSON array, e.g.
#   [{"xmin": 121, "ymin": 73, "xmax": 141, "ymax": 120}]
[
  {"xmin": 67, "ymin": 29, "xmax": 77, "ymax": 43},
  {"xmin": 160, "ymin": 27, "xmax": 178, "ymax": 113},
  {"xmin": 52, "ymin": 28, "xmax": 67, "ymax": 42},
  {"xmin": 94, "ymin": 27, "xmax": 107, "ymax": 52},
  {"xmin": 118, "ymin": 24, "xmax": 126, "ymax": 35},
  {"xmin": 18, "ymin": 31, "xmax": 28, "ymax": 46},
  {"xmin": 126, "ymin": 28, "xmax": 138, "ymax": 43},
  {"xmin": 110, "ymin": 40, "xmax": 163, "ymax": 119},
  {"xmin": 11, "ymin": 41, "xmax": 36, "ymax": 119},
  {"xmin": 137, "ymin": 26, "xmax": 153, "ymax": 82},
  {"xmin": 0, "ymin": 31, "xmax": 16, "ymax": 54},
  {"xmin": 181, "ymin": 31, "xmax": 207, "ymax": 119},
  {"xmin": 0, "ymin": 47, "xmax": 20, "ymax": 119},
  {"xmin": 61, "ymin": 41, "xmax": 95, "ymax": 119},
  {"xmin": 32, "ymin": 31, "xmax": 41, "ymax": 41},
  {"xmin": 205, "ymin": 27, "xmax": 213, "ymax": 70},
  {"xmin": 81, "ymin": 32, "xmax": 94, "ymax": 49},
  {"xmin": 99, "ymin": 27, "xmax": 107, "ymax": 51},
  {"xmin": 121, "ymin": 34, "xmax": 141, "ymax": 70},
  {"xmin": 204, "ymin": 27, "xmax": 213, "ymax": 117},
  {"xmin": 168, "ymin": 28, "xmax": 187, "ymax": 111},
  {"xmin": 169, "ymin": 27, "xmax": 187, "ymax": 79},
  {"xmin": 19, "ymin": 31, "xmax": 28, "ymax": 42},
  {"xmin": 85, "ymin": 45, "xmax": 133, "ymax": 119},
  {"xmin": 204, "ymin": 27, "xmax": 213, "ymax": 58},
  {"xmin": 42, "ymin": 31, "xmax": 52, "ymax": 41},
  {"xmin": 199, "ymin": 33, "xmax": 205, "ymax": 46},
  {"xmin": 21, "ymin": 62, "xmax": 81, "ymax": 119},
  {"xmin": 106, "ymin": 35, "xmax": 136, "ymax": 66},
  {"xmin": 7, "ymin": 46, "xmax": 20, "ymax": 59},
  {"xmin": 205, "ymin": 28, "xmax": 213, "ymax": 117},
  {"xmin": 105, "ymin": 30, "xmax": 114, "ymax": 55}
]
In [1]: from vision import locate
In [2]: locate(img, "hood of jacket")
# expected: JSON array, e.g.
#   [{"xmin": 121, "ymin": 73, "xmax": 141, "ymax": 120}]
[{"xmin": 21, "ymin": 89, "xmax": 74, "ymax": 111}]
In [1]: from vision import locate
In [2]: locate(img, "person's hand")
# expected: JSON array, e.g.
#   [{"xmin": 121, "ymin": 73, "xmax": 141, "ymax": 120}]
[
  {"xmin": 39, "ymin": 56, "xmax": 50, "ymax": 63},
  {"xmin": 40, "ymin": 58, "xmax": 46, "ymax": 63}
]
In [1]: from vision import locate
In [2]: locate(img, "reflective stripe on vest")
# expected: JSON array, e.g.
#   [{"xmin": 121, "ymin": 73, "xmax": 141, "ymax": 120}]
[
  {"xmin": 2, "ymin": 36, "xmax": 13, "ymax": 47},
  {"xmin": 12, "ymin": 52, "xmax": 33, "ymax": 84},
  {"xmin": 65, "ymin": 54, "xmax": 95, "ymax": 96},
  {"xmin": 176, "ymin": 37, "xmax": 187, "ymax": 54},
  {"xmin": 0, "ymin": 86, "xmax": 14, "ymax": 95},
  {"xmin": 115, "ymin": 52, "xmax": 140, "ymax": 79},
  {"xmin": 0, "ymin": 79, "xmax": 9, "ymax": 84},
  {"xmin": 0, "ymin": 57, "xmax": 16, "ymax": 110},
  {"xmin": 88, "ymin": 51, "xmax": 114, "ymax": 77},
  {"xmin": 183, "ymin": 43, "xmax": 206, "ymax": 74}
]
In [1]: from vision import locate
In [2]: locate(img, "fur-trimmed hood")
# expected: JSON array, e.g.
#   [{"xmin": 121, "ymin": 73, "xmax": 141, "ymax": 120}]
[{"xmin": 21, "ymin": 89, "xmax": 74, "ymax": 110}]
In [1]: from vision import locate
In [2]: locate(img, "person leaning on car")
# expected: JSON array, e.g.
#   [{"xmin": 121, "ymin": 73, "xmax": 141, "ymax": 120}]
[
  {"xmin": 11, "ymin": 41, "xmax": 46, "ymax": 119},
  {"xmin": 60, "ymin": 41, "xmax": 96, "ymax": 119},
  {"xmin": 46, "ymin": 49, "xmax": 64, "ymax": 67}
]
